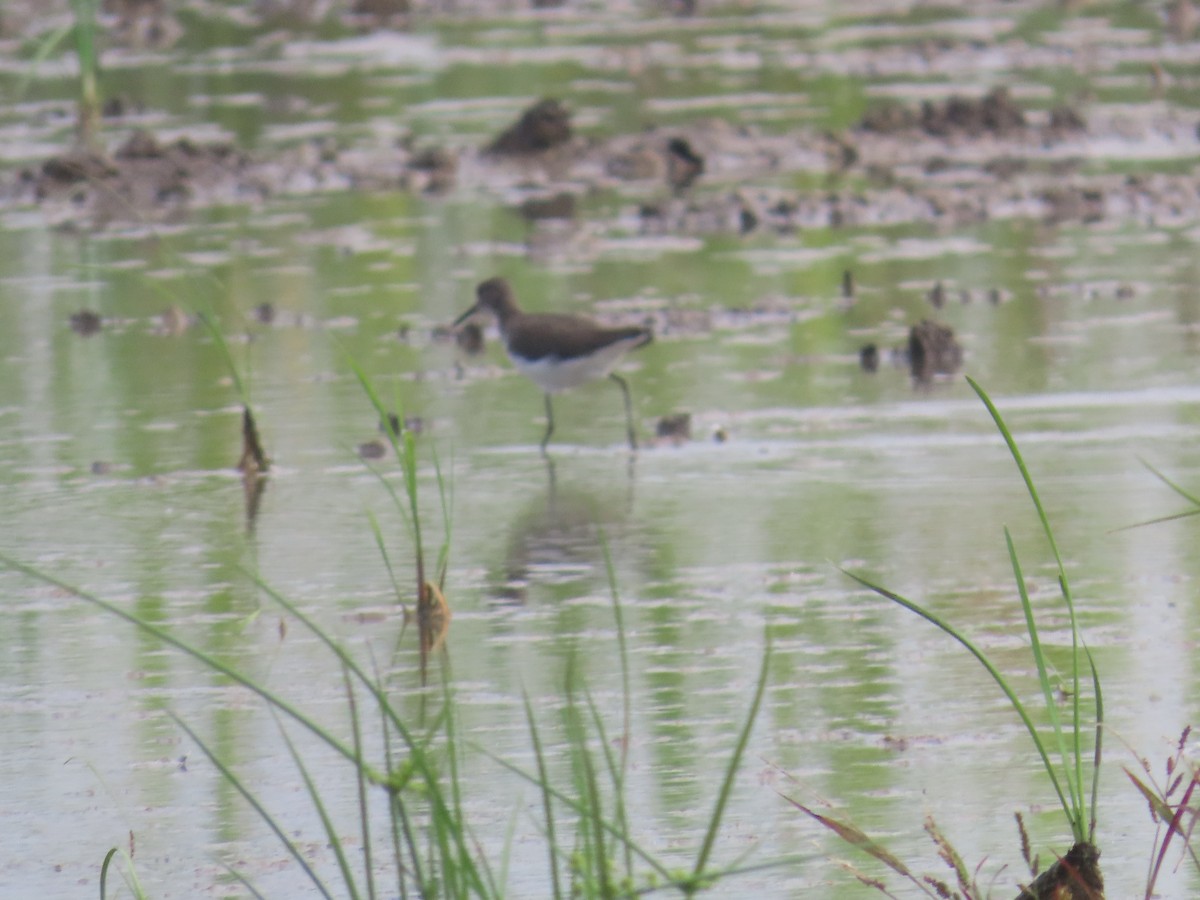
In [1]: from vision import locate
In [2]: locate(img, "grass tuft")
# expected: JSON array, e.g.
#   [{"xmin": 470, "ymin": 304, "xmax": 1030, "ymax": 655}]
[
  {"xmin": 1123, "ymin": 727, "xmax": 1200, "ymax": 899},
  {"xmin": 70, "ymin": 0, "xmax": 102, "ymax": 149},
  {"xmin": 1, "ymin": 353, "xmax": 783, "ymax": 897},
  {"xmin": 811, "ymin": 377, "xmax": 1104, "ymax": 895},
  {"xmin": 99, "ymin": 843, "xmax": 148, "ymax": 900}
]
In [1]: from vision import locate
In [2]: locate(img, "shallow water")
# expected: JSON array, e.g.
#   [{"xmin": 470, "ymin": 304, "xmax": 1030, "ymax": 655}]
[{"xmin": 2, "ymin": 1, "xmax": 1200, "ymax": 897}]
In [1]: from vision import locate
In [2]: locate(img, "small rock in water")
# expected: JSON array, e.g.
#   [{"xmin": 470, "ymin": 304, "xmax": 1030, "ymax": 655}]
[
  {"xmin": 656, "ymin": 412, "xmax": 692, "ymax": 445},
  {"xmin": 665, "ymin": 137, "xmax": 704, "ymax": 193},
  {"xmin": 41, "ymin": 153, "xmax": 118, "ymax": 187},
  {"xmin": 70, "ymin": 310, "xmax": 103, "ymax": 336},
  {"xmin": 907, "ymin": 319, "xmax": 963, "ymax": 381},
  {"xmin": 407, "ymin": 144, "xmax": 456, "ymax": 193},
  {"xmin": 382, "ymin": 413, "xmax": 424, "ymax": 437},
  {"xmin": 859, "ymin": 344, "xmax": 879, "ymax": 373},
  {"xmin": 456, "ymin": 321, "xmax": 485, "ymax": 356},
  {"xmin": 115, "ymin": 129, "xmax": 166, "ymax": 160},
  {"xmin": 518, "ymin": 193, "xmax": 575, "ymax": 221},
  {"xmin": 486, "ymin": 98, "xmax": 572, "ymax": 156},
  {"xmin": 351, "ymin": 0, "xmax": 408, "ymax": 17},
  {"xmin": 358, "ymin": 440, "xmax": 388, "ymax": 460},
  {"xmin": 737, "ymin": 203, "xmax": 758, "ymax": 234}
]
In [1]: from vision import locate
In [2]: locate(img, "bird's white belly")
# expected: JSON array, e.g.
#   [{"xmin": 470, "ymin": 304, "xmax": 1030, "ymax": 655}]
[{"xmin": 510, "ymin": 339, "xmax": 638, "ymax": 394}]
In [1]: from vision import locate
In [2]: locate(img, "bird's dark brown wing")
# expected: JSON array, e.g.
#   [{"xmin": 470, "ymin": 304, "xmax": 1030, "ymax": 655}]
[{"xmin": 506, "ymin": 313, "xmax": 652, "ymax": 362}]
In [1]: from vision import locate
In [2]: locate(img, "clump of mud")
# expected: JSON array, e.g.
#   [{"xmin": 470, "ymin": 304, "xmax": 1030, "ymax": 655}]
[
  {"xmin": 860, "ymin": 86, "xmax": 1086, "ymax": 140},
  {"xmin": 859, "ymin": 344, "xmax": 879, "ymax": 373},
  {"xmin": 665, "ymin": 137, "xmax": 705, "ymax": 193},
  {"xmin": 485, "ymin": 98, "xmax": 573, "ymax": 156},
  {"xmin": 517, "ymin": 192, "xmax": 576, "ymax": 221},
  {"xmin": 907, "ymin": 319, "xmax": 963, "ymax": 381},
  {"xmin": 27, "ymin": 129, "xmax": 250, "ymax": 227},
  {"xmin": 862, "ymin": 87, "xmax": 1025, "ymax": 137},
  {"xmin": 1015, "ymin": 841, "xmax": 1104, "ymax": 900},
  {"xmin": 69, "ymin": 309, "xmax": 103, "ymax": 336},
  {"xmin": 102, "ymin": 0, "xmax": 183, "ymax": 48},
  {"xmin": 350, "ymin": 0, "xmax": 409, "ymax": 17},
  {"xmin": 655, "ymin": 412, "xmax": 692, "ymax": 445}
]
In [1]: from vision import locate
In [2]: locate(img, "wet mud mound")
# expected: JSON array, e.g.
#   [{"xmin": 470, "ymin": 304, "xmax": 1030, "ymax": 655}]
[
  {"xmin": 24, "ymin": 130, "xmax": 252, "ymax": 228},
  {"xmin": 907, "ymin": 320, "xmax": 963, "ymax": 382},
  {"xmin": 1015, "ymin": 841, "xmax": 1104, "ymax": 900},
  {"xmin": 2, "ymin": 33, "xmax": 1198, "ymax": 238},
  {"xmin": 861, "ymin": 87, "xmax": 1058, "ymax": 139},
  {"xmin": 485, "ymin": 98, "xmax": 574, "ymax": 157}
]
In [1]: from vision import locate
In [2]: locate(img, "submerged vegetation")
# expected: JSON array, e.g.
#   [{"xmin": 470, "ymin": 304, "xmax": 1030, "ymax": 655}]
[
  {"xmin": 803, "ymin": 378, "xmax": 1105, "ymax": 898},
  {"xmin": 4, "ymin": 361, "xmax": 784, "ymax": 899},
  {"xmin": 69, "ymin": 0, "xmax": 102, "ymax": 150},
  {"xmin": 783, "ymin": 382, "xmax": 1200, "ymax": 898},
  {"xmin": 4, "ymin": 373, "xmax": 1199, "ymax": 896}
]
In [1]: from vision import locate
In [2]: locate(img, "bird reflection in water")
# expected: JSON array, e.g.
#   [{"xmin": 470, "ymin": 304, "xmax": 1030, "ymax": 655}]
[{"xmin": 486, "ymin": 456, "xmax": 632, "ymax": 605}]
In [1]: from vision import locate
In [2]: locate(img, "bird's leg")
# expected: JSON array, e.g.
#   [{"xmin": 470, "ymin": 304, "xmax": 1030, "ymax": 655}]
[
  {"xmin": 540, "ymin": 393, "xmax": 556, "ymax": 454},
  {"xmin": 610, "ymin": 373, "xmax": 637, "ymax": 451}
]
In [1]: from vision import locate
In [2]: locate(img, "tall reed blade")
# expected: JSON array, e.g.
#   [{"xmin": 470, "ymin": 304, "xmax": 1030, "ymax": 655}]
[
  {"xmin": 70, "ymin": 0, "xmax": 102, "ymax": 149},
  {"xmin": 841, "ymin": 378, "xmax": 1103, "ymax": 861},
  {"xmin": 692, "ymin": 640, "xmax": 772, "ymax": 882},
  {"xmin": 969, "ymin": 374, "xmax": 1099, "ymax": 844}
]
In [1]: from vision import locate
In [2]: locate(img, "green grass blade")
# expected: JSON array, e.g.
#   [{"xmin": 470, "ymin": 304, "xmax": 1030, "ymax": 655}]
[
  {"xmin": 522, "ymin": 693, "xmax": 564, "ymax": 900},
  {"xmin": 781, "ymin": 798, "xmax": 923, "ymax": 887},
  {"xmin": 965, "ymin": 377, "xmax": 1068, "ymax": 584},
  {"xmin": 375, "ymin": 677, "xmax": 414, "ymax": 900},
  {"xmin": 497, "ymin": 800, "xmax": 519, "ymax": 898},
  {"xmin": 1112, "ymin": 457, "xmax": 1200, "ymax": 532},
  {"xmin": 360, "ymin": 456, "xmax": 415, "ymax": 533},
  {"xmin": 431, "ymin": 444, "xmax": 454, "ymax": 589},
  {"xmin": 15, "ymin": 20, "xmax": 74, "ymax": 101},
  {"xmin": 1085, "ymin": 644, "xmax": 1104, "ymax": 842},
  {"xmin": 99, "ymin": 847, "xmax": 116, "ymax": 900},
  {"xmin": 343, "ymin": 351, "xmax": 429, "ymax": 609},
  {"xmin": 582, "ymin": 687, "xmax": 634, "ymax": 887},
  {"xmin": 1139, "ymin": 456, "xmax": 1200, "ymax": 507},
  {"xmin": 561, "ymin": 671, "xmax": 610, "ymax": 899},
  {"xmin": 1, "ymin": 555, "xmax": 365, "ymax": 769},
  {"xmin": 438, "ymin": 670, "xmax": 497, "ymax": 897},
  {"xmin": 70, "ymin": 0, "xmax": 102, "ymax": 147},
  {"xmin": 275, "ymin": 711, "xmax": 361, "ymax": 900},
  {"xmin": 216, "ymin": 863, "xmax": 269, "ymax": 899},
  {"xmin": 1006, "ymin": 527, "xmax": 1083, "ymax": 838},
  {"xmin": 967, "ymin": 376, "xmax": 1087, "ymax": 839},
  {"xmin": 390, "ymin": 787, "xmax": 423, "ymax": 899},
  {"xmin": 842, "ymin": 568, "xmax": 1075, "ymax": 828},
  {"xmin": 244, "ymin": 573, "xmax": 409, "ymax": 744},
  {"xmin": 197, "ymin": 311, "xmax": 251, "ymax": 407},
  {"xmin": 481, "ymin": 747, "xmax": 674, "ymax": 884},
  {"xmin": 343, "ymin": 669, "xmax": 376, "ymax": 900},
  {"xmin": 597, "ymin": 528, "xmax": 634, "ymax": 879},
  {"xmin": 598, "ymin": 531, "xmax": 632, "ymax": 766},
  {"xmin": 366, "ymin": 509, "xmax": 406, "ymax": 606},
  {"xmin": 3, "ymin": 555, "xmax": 491, "ymax": 897},
  {"xmin": 1110, "ymin": 508, "xmax": 1200, "ymax": 533},
  {"xmin": 171, "ymin": 713, "xmax": 337, "ymax": 900},
  {"xmin": 692, "ymin": 640, "xmax": 771, "ymax": 880}
]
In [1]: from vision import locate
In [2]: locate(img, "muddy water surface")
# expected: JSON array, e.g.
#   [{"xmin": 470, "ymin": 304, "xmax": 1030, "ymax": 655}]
[{"xmin": 2, "ymin": 1, "xmax": 1200, "ymax": 897}]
